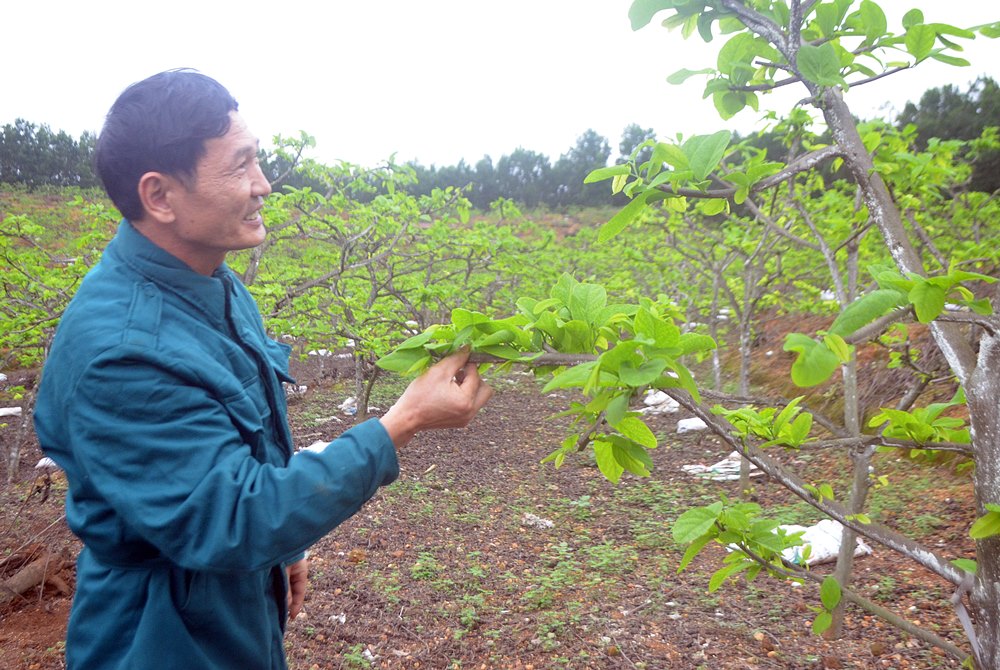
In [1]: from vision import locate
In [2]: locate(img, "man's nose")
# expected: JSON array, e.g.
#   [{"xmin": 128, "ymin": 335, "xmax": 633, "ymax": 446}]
[{"xmin": 253, "ymin": 162, "xmax": 272, "ymax": 198}]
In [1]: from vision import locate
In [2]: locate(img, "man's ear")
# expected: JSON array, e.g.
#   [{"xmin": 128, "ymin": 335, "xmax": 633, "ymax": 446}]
[{"xmin": 137, "ymin": 172, "xmax": 178, "ymax": 224}]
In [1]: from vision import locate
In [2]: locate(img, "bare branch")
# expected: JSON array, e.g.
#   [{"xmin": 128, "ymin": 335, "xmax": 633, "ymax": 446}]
[
  {"xmin": 718, "ymin": 0, "xmax": 788, "ymax": 51},
  {"xmin": 653, "ymin": 145, "xmax": 842, "ymax": 201},
  {"xmin": 732, "ymin": 542, "xmax": 970, "ymax": 662},
  {"xmin": 666, "ymin": 388, "xmax": 966, "ymax": 585},
  {"xmin": 936, "ymin": 310, "xmax": 1000, "ymax": 336}
]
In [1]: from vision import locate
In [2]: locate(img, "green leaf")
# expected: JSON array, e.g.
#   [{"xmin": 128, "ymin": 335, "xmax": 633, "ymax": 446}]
[
  {"xmin": 926, "ymin": 23, "xmax": 976, "ymax": 39},
  {"xmin": 673, "ymin": 502, "xmax": 724, "ymax": 544},
  {"xmin": 713, "ymin": 90, "xmax": 748, "ymax": 120},
  {"xmin": 708, "ymin": 560, "xmax": 750, "ymax": 592},
  {"xmin": 909, "ymin": 279, "xmax": 947, "ymax": 323},
  {"xmin": 541, "ymin": 362, "xmax": 596, "ymax": 393},
  {"xmin": 610, "ymin": 437, "xmax": 654, "ymax": 477},
  {"xmin": 773, "ymin": 396, "xmax": 803, "ymax": 434},
  {"xmin": 796, "ymin": 43, "xmax": 846, "ymax": 87},
  {"xmin": 585, "ymin": 163, "xmax": 631, "ymax": 184},
  {"xmin": 859, "ymin": 0, "xmax": 886, "ymax": 42},
  {"xmin": 665, "ymin": 361, "xmax": 701, "ymax": 404},
  {"xmin": 605, "ymin": 393, "xmax": 630, "ymax": 426},
  {"xmin": 829, "ymin": 289, "xmax": 905, "ymax": 336},
  {"xmin": 677, "ymin": 534, "xmax": 713, "ymax": 572},
  {"xmin": 677, "ymin": 332, "xmax": 717, "ymax": 355},
  {"xmin": 683, "ymin": 130, "xmax": 733, "ymax": 181},
  {"xmin": 905, "ymin": 24, "xmax": 937, "ymax": 61},
  {"xmin": 980, "ymin": 22, "xmax": 1000, "ymax": 39},
  {"xmin": 970, "ymin": 510, "xmax": 1000, "ymax": 539},
  {"xmin": 790, "ymin": 413, "xmax": 813, "ymax": 445},
  {"xmin": 568, "ymin": 282, "xmax": 608, "ymax": 323},
  {"xmin": 594, "ymin": 440, "xmax": 625, "ymax": 484},
  {"xmin": 628, "ymin": 0, "xmax": 676, "ymax": 30},
  {"xmin": 451, "ymin": 308, "xmax": 490, "ymax": 331},
  {"xmin": 396, "ymin": 328, "xmax": 435, "ymax": 350},
  {"xmin": 930, "ymin": 53, "xmax": 971, "ymax": 67},
  {"xmin": 375, "ymin": 347, "xmax": 430, "ymax": 373},
  {"xmin": 475, "ymin": 329, "xmax": 515, "ymax": 348},
  {"xmin": 634, "ymin": 307, "xmax": 680, "ymax": 347},
  {"xmin": 700, "ymin": 198, "xmax": 728, "ymax": 215},
  {"xmin": 653, "ymin": 142, "xmax": 689, "ymax": 169},
  {"xmin": 820, "ymin": 576, "xmax": 842, "ymax": 610},
  {"xmin": 618, "ymin": 359, "xmax": 669, "ymax": 387},
  {"xmin": 812, "ymin": 611, "xmax": 834, "ymax": 635},
  {"xmin": 901, "ymin": 9, "xmax": 924, "ymax": 29},
  {"xmin": 969, "ymin": 298, "xmax": 993, "ymax": 315},
  {"xmin": 667, "ymin": 67, "xmax": 716, "ymax": 84},
  {"xmin": 951, "ymin": 558, "xmax": 977, "ymax": 574},
  {"xmin": 814, "ymin": 3, "xmax": 840, "ymax": 37},
  {"xmin": 823, "ymin": 333, "xmax": 851, "ymax": 363},
  {"xmin": 599, "ymin": 193, "xmax": 649, "ymax": 242},
  {"xmin": 784, "ymin": 333, "xmax": 842, "ymax": 387},
  {"xmin": 615, "ymin": 416, "xmax": 658, "ymax": 449}
]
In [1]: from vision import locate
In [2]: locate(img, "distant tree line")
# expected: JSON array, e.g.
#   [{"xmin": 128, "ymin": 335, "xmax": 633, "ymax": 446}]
[
  {"xmin": 3, "ymin": 77, "xmax": 997, "ymax": 202},
  {"xmin": 0, "ymin": 119, "xmax": 99, "ymax": 188}
]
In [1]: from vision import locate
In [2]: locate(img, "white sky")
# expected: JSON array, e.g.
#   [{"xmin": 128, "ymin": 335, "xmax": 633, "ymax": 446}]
[{"xmin": 3, "ymin": 1, "xmax": 997, "ymax": 168}]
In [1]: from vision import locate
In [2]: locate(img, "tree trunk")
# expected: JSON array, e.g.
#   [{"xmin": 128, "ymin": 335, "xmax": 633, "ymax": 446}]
[
  {"xmin": 966, "ymin": 332, "xmax": 1000, "ymax": 668},
  {"xmin": 359, "ymin": 364, "xmax": 380, "ymax": 419},
  {"xmin": 821, "ymin": 85, "xmax": 988, "ymax": 662},
  {"xmin": 829, "ymin": 315, "xmax": 866, "ymax": 638},
  {"xmin": 738, "ymin": 321, "xmax": 754, "ymax": 497},
  {"xmin": 5, "ymin": 389, "xmax": 35, "ymax": 485}
]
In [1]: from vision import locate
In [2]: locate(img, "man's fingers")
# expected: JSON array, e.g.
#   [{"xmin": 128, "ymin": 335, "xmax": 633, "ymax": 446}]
[
  {"xmin": 432, "ymin": 347, "xmax": 471, "ymax": 378},
  {"xmin": 474, "ymin": 382, "xmax": 494, "ymax": 410}
]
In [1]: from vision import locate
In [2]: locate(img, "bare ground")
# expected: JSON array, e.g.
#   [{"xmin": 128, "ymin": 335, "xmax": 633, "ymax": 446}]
[{"xmin": 0, "ymin": 344, "xmax": 977, "ymax": 669}]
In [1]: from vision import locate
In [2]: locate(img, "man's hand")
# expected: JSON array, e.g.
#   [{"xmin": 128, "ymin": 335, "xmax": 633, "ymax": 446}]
[
  {"xmin": 286, "ymin": 557, "xmax": 308, "ymax": 620},
  {"xmin": 379, "ymin": 349, "xmax": 493, "ymax": 447}
]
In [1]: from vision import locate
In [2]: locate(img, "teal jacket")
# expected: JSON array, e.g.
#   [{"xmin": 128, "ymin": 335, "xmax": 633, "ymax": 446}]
[{"xmin": 34, "ymin": 221, "xmax": 399, "ymax": 669}]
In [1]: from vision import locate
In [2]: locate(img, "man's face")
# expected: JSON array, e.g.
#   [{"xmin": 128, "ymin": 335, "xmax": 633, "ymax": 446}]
[{"xmin": 165, "ymin": 111, "xmax": 271, "ymax": 274}]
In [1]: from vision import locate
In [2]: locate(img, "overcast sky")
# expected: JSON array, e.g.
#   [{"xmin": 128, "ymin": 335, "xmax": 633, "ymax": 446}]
[{"xmin": 3, "ymin": 1, "xmax": 997, "ymax": 168}]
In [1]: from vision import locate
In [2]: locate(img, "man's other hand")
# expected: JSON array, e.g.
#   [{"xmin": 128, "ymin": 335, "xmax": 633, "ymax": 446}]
[{"xmin": 286, "ymin": 557, "xmax": 308, "ymax": 620}]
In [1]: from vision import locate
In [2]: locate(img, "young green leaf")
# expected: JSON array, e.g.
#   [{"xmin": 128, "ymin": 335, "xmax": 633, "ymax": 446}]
[
  {"xmin": 784, "ymin": 333, "xmax": 841, "ymax": 387},
  {"xmin": 585, "ymin": 163, "xmax": 631, "ymax": 184},
  {"xmin": 970, "ymin": 509, "xmax": 1000, "ymax": 539},
  {"xmin": 951, "ymin": 558, "xmax": 977, "ymax": 574},
  {"xmin": 376, "ymin": 347, "xmax": 430, "ymax": 373},
  {"xmin": 829, "ymin": 289, "xmax": 905, "ymax": 336},
  {"xmin": 909, "ymin": 279, "xmax": 947, "ymax": 323},
  {"xmin": 708, "ymin": 560, "xmax": 751, "ymax": 592},
  {"xmin": 677, "ymin": 533, "xmax": 714, "ymax": 573},
  {"xmin": 673, "ymin": 502, "xmax": 724, "ymax": 544},
  {"xmin": 614, "ymin": 416, "xmax": 658, "ymax": 449},
  {"xmin": 683, "ymin": 130, "xmax": 733, "ymax": 182},
  {"xmin": 820, "ymin": 575, "xmax": 842, "ymax": 610},
  {"xmin": 667, "ymin": 67, "xmax": 716, "ymax": 85},
  {"xmin": 796, "ymin": 43, "xmax": 846, "ymax": 87},
  {"xmin": 905, "ymin": 24, "xmax": 937, "ymax": 61},
  {"xmin": 593, "ymin": 440, "xmax": 625, "ymax": 484},
  {"xmin": 812, "ymin": 611, "xmax": 834, "ymax": 635},
  {"xmin": 599, "ymin": 193, "xmax": 650, "ymax": 242}
]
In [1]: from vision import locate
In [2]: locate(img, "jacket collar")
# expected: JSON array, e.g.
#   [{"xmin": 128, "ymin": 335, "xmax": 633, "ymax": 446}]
[{"xmin": 109, "ymin": 220, "xmax": 237, "ymax": 324}]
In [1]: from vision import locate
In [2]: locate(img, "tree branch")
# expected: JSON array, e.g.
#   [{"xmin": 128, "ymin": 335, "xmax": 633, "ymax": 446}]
[
  {"xmin": 666, "ymin": 388, "xmax": 967, "ymax": 585},
  {"xmin": 732, "ymin": 542, "xmax": 970, "ymax": 662}
]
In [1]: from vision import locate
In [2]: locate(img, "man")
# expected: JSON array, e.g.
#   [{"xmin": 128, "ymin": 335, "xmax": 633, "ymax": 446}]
[{"xmin": 33, "ymin": 69, "xmax": 492, "ymax": 669}]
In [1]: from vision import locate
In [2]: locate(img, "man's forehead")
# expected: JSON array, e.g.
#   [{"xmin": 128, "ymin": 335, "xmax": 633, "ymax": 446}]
[{"xmin": 203, "ymin": 112, "xmax": 259, "ymax": 161}]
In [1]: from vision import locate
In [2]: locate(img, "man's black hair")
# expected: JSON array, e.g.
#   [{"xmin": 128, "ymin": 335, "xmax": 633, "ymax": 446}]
[{"xmin": 95, "ymin": 69, "xmax": 239, "ymax": 222}]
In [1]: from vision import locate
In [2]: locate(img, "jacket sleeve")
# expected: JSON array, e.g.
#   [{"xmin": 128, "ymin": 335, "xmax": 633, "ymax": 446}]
[{"xmin": 66, "ymin": 348, "xmax": 399, "ymax": 572}]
